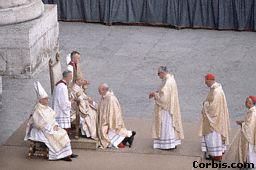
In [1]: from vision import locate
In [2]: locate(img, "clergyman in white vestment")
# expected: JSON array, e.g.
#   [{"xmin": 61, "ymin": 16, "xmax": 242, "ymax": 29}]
[
  {"xmin": 219, "ymin": 96, "xmax": 256, "ymax": 170},
  {"xmin": 236, "ymin": 96, "xmax": 256, "ymax": 166},
  {"xmin": 97, "ymin": 83, "xmax": 136, "ymax": 149},
  {"xmin": 199, "ymin": 73, "xmax": 230, "ymax": 161},
  {"xmin": 24, "ymin": 81, "xmax": 75, "ymax": 161},
  {"xmin": 70, "ymin": 77, "xmax": 98, "ymax": 140},
  {"xmin": 149, "ymin": 66, "xmax": 184, "ymax": 150},
  {"xmin": 53, "ymin": 70, "xmax": 73, "ymax": 130}
]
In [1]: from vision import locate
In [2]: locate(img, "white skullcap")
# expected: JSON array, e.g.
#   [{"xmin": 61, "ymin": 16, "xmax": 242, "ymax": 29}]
[{"xmin": 34, "ymin": 81, "xmax": 48, "ymax": 99}]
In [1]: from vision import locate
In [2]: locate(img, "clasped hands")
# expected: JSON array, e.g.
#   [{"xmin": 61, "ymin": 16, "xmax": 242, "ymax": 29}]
[
  {"xmin": 53, "ymin": 125, "xmax": 59, "ymax": 131},
  {"xmin": 236, "ymin": 120, "xmax": 244, "ymax": 126},
  {"xmin": 87, "ymin": 97, "xmax": 93, "ymax": 105},
  {"xmin": 149, "ymin": 91, "xmax": 158, "ymax": 99}
]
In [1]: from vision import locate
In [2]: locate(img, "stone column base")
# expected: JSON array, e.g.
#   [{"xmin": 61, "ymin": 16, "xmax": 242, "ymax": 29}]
[
  {"xmin": 0, "ymin": 0, "xmax": 44, "ymax": 26},
  {"xmin": 0, "ymin": 4, "xmax": 59, "ymax": 77},
  {"xmin": 0, "ymin": 76, "xmax": 2, "ymax": 111}
]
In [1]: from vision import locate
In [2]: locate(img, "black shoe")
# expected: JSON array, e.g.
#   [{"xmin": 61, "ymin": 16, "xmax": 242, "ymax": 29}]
[
  {"xmin": 122, "ymin": 137, "xmax": 129, "ymax": 146},
  {"xmin": 127, "ymin": 131, "xmax": 136, "ymax": 148},
  {"xmin": 61, "ymin": 156, "xmax": 72, "ymax": 161},
  {"xmin": 71, "ymin": 154, "xmax": 78, "ymax": 158},
  {"xmin": 204, "ymin": 153, "xmax": 212, "ymax": 160},
  {"xmin": 122, "ymin": 131, "xmax": 136, "ymax": 147},
  {"xmin": 81, "ymin": 135, "xmax": 87, "ymax": 138}
]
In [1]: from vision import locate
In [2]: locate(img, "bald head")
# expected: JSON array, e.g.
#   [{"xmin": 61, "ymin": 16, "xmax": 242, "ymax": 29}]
[{"xmin": 98, "ymin": 83, "xmax": 109, "ymax": 96}]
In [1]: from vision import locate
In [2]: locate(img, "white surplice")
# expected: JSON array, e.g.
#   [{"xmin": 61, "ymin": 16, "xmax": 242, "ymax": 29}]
[
  {"xmin": 53, "ymin": 81, "xmax": 71, "ymax": 129},
  {"xmin": 153, "ymin": 110, "xmax": 181, "ymax": 149},
  {"xmin": 248, "ymin": 143, "xmax": 256, "ymax": 165},
  {"xmin": 108, "ymin": 130, "xmax": 132, "ymax": 148},
  {"xmin": 67, "ymin": 64, "xmax": 74, "ymax": 74},
  {"xmin": 201, "ymin": 131, "xmax": 227, "ymax": 156}
]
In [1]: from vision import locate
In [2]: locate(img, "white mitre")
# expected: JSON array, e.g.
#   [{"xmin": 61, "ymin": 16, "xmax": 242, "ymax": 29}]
[{"xmin": 34, "ymin": 81, "xmax": 48, "ymax": 99}]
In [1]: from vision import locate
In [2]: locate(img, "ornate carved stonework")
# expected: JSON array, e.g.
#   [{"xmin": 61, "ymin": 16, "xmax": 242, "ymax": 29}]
[
  {"xmin": 0, "ymin": 0, "xmax": 44, "ymax": 26},
  {"xmin": 0, "ymin": 1, "xmax": 59, "ymax": 77}
]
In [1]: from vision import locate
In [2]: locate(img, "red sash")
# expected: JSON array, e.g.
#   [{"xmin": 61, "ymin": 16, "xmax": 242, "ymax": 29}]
[
  {"xmin": 68, "ymin": 61, "xmax": 77, "ymax": 69},
  {"xmin": 55, "ymin": 80, "xmax": 67, "ymax": 86}
]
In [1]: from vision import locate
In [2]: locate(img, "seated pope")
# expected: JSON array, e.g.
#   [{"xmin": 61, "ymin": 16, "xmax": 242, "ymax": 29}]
[
  {"xmin": 24, "ymin": 81, "xmax": 78, "ymax": 161},
  {"xmin": 70, "ymin": 77, "xmax": 98, "ymax": 140},
  {"xmin": 97, "ymin": 83, "xmax": 136, "ymax": 149}
]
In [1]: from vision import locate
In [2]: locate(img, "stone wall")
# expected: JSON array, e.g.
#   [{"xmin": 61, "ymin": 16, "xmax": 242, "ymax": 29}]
[
  {"xmin": 0, "ymin": 0, "xmax": 44, "ymax": 26},
  {"xmin": 0, "ymin": 5, "xmax": 59, "ymax": 77},
  {"xmin": 0, "ymin": 76, "xmax": 2, "ymax": 110}
]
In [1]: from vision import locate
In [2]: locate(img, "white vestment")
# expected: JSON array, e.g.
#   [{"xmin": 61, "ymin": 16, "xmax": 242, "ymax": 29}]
[
  {"xmin": 201, "ymin": 131, "xmax": 227, "ymax": 156},
  {"xmin": 152, "ymin": 74, "xmax": 183, "ymax": 150},
  {"xmin": 248, "ymin": 143, "xmax": 256, "ymax": 165},
  {"xmin": 67, "ymin": 64, "xmax": 74, "ymax": 74},
  {"xmin": 97, "ymin": 91, "xmax": 132, "ymax": 149},
  {"xmin": 25, "ymin": 103, "xmax": 72, "ymax": 160},
  {"xmin": 70, "ymin": 83, "xmax": 98, "ymax": 139},
  {"xmin": 220, "ymin": 107, "xmax": 256, "ymax": 169},
  {"xmin": 200, "ymin": 82, "xmax": 229, "ymax": 157},
  {"xmin": 53, "ymin": 81, "xmax": 71, "ymax": 129},
  {"xmin": 108, "ymin": 130, "xmax": 132, "ymax": 148},
  {"xmin": 153, "ymin": 110, "xmax": 181, "ymax": 149}
]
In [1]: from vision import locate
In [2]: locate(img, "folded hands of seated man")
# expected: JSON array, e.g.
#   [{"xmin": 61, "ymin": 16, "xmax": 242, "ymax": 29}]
[
  {"xmin": 236, "ymin": 120, "xmax": 244, "ymax": 126},
  {"xmin": 53, "ymin": 125, "xmax": 59, "ymax": 131},
  {"xmin": 149, "ymin": 91, "xmax": 155, "ymax": 99}
]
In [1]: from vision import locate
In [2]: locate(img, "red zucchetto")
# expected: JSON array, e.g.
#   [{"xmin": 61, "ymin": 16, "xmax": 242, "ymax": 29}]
[
  {"xmin": 205, "ymin": 73, "xmax": 215, "ymax": 80},
  {"xmin": 249, "ymin": 96, "xmax": 256, "ymax": 104}
]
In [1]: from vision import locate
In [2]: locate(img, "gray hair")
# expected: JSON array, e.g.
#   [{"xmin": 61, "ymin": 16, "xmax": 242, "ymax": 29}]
[
  {"xmin": 62, "ymin": 70, "xmax": 72, "ymax": 78},
  {"xmin": 101, "ymin": 83, "xmax": 109, "ymax": 91},
  {"xmin": 158, "ymin": 66, "xmax": 168, "ymax": 73}
]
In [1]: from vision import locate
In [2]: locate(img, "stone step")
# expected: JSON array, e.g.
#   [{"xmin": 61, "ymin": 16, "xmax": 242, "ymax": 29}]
[
  {"xmin": 4, "ymin": 121, "xmax": 98, "ymax": 150},
  {"xmin": 71, "ymin": 138, "xmax": 98, "ymax": 150}
]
